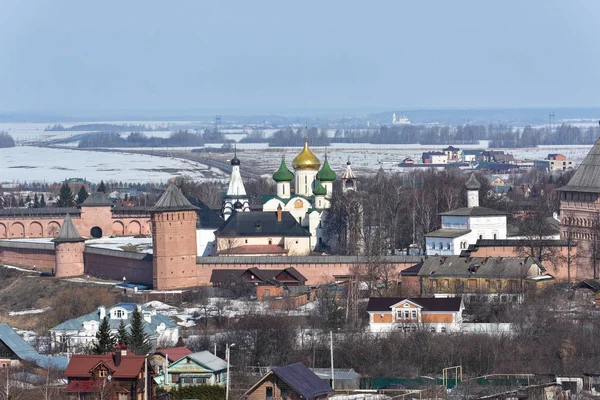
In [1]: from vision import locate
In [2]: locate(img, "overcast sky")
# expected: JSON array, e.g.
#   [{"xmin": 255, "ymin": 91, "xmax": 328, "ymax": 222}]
[{"xmin": 1, "ymin": 1, "xmax": 599, "ymax": 114}]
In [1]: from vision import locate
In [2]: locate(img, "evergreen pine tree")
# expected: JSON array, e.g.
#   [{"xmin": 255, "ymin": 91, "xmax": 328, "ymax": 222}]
[
  {"xmin": 77, "ymin": 185, "xmax": 89, "ymax": 204},
  {"xmin": 25, "ymin": 194, "xmax": 31, "ymax": 207},
  {"xmin": 18, "ymin": 197, "xmax": 24, "ymax": 207},
  {"xmin": 56, "ymin": 182, "xmax": 75, "ymax": 207},
  {"xmin": 33, "ymin": 193, "xmax": 40, "ymax": 208},
  {"xmin": 97, "ymin": 180, "xmax": 107, "ymax": 193},
  {"xmin": 92, "ymin": 317, "xmax": 116, "ymax": 355},
  {"xmin": 116, "ymin": 320, "xmax": 129, "ymax": 346},
  {"xmin": 128, "ymin": 308, "xmax": 152, "ymax": 355},
  {"xmin": 40, "ymin": 194, "xmax": 46, "ymax": 208}
]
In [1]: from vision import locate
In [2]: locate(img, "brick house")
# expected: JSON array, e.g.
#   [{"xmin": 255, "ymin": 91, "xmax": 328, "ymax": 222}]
[
  {"xmin": 367, "ymin": 297, "xmax": 464, "ymax": 333},
  {"xmin": 63, "ymin": 346, "xmax": 149, "ymax": 400}
]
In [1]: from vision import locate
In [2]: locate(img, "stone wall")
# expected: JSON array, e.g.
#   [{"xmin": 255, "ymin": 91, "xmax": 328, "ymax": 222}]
[
  {"xmin": 0, "ymin": 242, "xmax": 55, "ymax": 270},
  {"xmin": 195, "ymin": 255, "xmax": 423, "ymax": 286},
  {"xmin": 84, "ymin": 247, "xmax": 153, "ymax": 285}
]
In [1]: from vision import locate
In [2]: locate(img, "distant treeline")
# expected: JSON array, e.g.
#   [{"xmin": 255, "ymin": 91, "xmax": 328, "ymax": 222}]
[
  {"xmin": 240, "ymin": 127, "xmax": 331, "ymax": 146},
  {"xmin": 46, "ymin": 123, "xmax": 168, "ymax": 132},
  {"xmin": 0, "ymin": 132, "xmax": 15, "ymax": 148},
  {"xmin": 489, "ymin": 124, "xmax": 600, "ymax": 148},
  {"xmin": 241, "ymin": 124, "xmax": 599, "ymax": 147},
  {"xmin": 77, "ymin": 130, "xmax": 225, "ymax": 148}
]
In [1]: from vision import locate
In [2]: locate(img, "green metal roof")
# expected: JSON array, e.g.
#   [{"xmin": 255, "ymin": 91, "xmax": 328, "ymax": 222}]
[
  {"xmin": 316, "ymin": 155, "xmax": 336, "ymax": 182},
  {"xmin": 313, "ymin": 180, "xmax": 327, "ymax": 196},
  {"xmin": 273, "ymin": 157, "xmax": 294, "ymax": 182}
]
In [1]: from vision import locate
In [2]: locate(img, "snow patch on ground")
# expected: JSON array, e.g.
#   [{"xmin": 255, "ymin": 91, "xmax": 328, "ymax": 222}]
[
  {"xmin": 61, "ymin": 278, "xmax": 118, "ymax": 285},
  {"xmin": 144, "ymin": 301, "xmax": 175, "ymax": 310},
  {"xmin": 9, "ymin": 307, "xmax": 50, "ymax": 316},
  {"xmin": 0, "ymin": 264, "xmax": 41, "ymax": 274},
  {"xmin": 0, "ymin": 146, "xmax": 221, "ymax": 184}
]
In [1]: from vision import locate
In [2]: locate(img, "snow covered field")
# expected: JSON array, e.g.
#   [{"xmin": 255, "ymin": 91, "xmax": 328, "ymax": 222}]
[{"xmin": 0, "ymin": 146, "xmax": 226, "ymax": 183}]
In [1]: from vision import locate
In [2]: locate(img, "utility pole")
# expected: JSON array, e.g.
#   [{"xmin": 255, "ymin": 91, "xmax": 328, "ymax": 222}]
[{"xmin": 330, "ymin": 331, "xmax": 335, "ymax": 390}]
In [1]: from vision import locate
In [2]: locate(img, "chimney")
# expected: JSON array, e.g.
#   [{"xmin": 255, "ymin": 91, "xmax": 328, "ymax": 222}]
[
  {"xmin": 276, "ymin": 205, "xmax": 282, "ymax": 223},
  {"xmin": 113, "ymin": 349, "xmax": 122, "ymax": 366},
  {"xmin": 98, "ymin": 306, "xmax": 106, "ymax": 320}
]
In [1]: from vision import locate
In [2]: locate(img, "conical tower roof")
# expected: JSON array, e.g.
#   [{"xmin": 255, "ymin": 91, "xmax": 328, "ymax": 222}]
[
  {"xmin": 316, "ymin": 155, "xmax": 336, "ymax": 182},
  {"xmin": 292, "ymin": 139, "xmax": 320, "ymax": 170},
  {"xmin": 151, "ymin": 183, "xmax": 199, "ymax": 212},
  {"xmin": 273, "ymin": 157, "xmax": 294, "ymax": 182},
  {"xmin": 465, "ymin": 174, "xmax": 481, "ymax": 190},
  {"xmin": 52, "ymin": 214, "xmax": 85, "ymax": 243},
  {"xmin": 313, "ymin": 180, "xmax": 327, "ymax": 196},
  {"xmin": 559, "ymin": 137, "xmax": 600, "ymax": 192},
  {"xmin": 82, "ymin": 192, "xmax": 113, "ymax": 207}
]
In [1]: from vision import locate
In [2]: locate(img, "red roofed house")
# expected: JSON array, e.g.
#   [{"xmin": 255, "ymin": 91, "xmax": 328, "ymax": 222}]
[
  {"xmin": 148, "ymin": 346, "xmax": 193, "ymax": 376},
  {"xmin": 63, "ymin": 346, "xmax": 150, "ymax": 400}
]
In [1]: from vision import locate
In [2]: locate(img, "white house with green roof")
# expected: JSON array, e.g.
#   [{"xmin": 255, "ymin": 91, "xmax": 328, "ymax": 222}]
[
  {"xmin": 153, "ymin": 350, "xmax": 228, "ymax": 389},
  {"xmin": 49, "ymin": 303, "xmax": 179, "ymax": 353}
]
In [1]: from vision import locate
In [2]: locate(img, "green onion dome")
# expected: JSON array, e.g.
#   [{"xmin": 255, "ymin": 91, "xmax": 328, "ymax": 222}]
[
  {"xmin": 273, "ymin": 157, "xmax": 294, "ymax": 182},
  {"xmin": 316, "ymin": 155, "xmax": 336, "ymax": 182},
  {"xmin": 313, "ymin": 180, "xmax": 327, "ymax": 196}
]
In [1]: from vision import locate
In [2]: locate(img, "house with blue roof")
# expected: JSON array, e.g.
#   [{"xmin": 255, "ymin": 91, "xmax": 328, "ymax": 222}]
[
  {"xmin": 0, "ymin": 323, "xmax": 68, "ymax": 370},
  {"xmin": 49, "ymin": 303, "xmax": 179, "ymax": 354}
]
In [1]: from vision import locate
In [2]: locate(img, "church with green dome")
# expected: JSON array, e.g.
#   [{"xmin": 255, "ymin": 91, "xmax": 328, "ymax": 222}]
[{"xmin": 218, "ymin": 136, "xmax": 357, "ymax": 253}]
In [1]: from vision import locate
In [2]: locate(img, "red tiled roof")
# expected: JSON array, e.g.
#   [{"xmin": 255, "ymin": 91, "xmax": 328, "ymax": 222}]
[
  {"xmin": 156, "ymin": 347, "xmax": 192, "ymax": 362},
  {"xmin": 64, "ymin": 353, "xmax": 145, "ymax": 379},
  {"xmin": 218, "ymin": 244, "xmax": 288, "ymax": 255}
]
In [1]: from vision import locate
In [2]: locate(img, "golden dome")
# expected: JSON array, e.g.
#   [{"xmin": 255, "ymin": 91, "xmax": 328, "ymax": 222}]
[{"xmin": 292, "ymin": 139, "xmax": 321, "ymax": 170}]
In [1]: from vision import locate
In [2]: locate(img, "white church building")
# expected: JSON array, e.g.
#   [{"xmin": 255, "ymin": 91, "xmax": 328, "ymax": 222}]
[
  {"xmin": 425, "ymin": 174, "xmax": 507, "ymax": 256},
  {"xmin": 219, "ymin": 137, "xmax": 357, "ymax": 251}
]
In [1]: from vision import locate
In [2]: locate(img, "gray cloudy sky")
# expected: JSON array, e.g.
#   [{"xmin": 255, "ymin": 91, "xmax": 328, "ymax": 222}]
[{"xmin": 0, "ymin": 0, "xmax": 598, "ymax": 114}]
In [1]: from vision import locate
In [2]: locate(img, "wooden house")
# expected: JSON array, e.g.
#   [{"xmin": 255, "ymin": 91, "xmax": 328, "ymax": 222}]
[
  {"xmin": 63, "ymin": 346, "xmax": 148, "ymax": 400},
  {"xmin": 153, "ymin": 351, "xmax": 227, "ymax": 390},
  {"xmin": 245, "ymin": 362, "xmax": 334, "ymax": 400}
]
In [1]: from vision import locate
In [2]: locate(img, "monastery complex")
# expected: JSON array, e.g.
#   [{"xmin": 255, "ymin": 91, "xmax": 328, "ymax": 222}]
[{"xmin": 1, "ymin": 137, "xmax": 599, "ymax": 289}]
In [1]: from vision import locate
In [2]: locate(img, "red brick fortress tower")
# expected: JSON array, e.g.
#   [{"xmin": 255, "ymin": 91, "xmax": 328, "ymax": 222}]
[
  {"xmin": 151, "ymin": 183, "xmax": 199, "ymax": 290},
  {"xmin": 52, "ymin": 214, "xmax": 86, "ymax": 277}
]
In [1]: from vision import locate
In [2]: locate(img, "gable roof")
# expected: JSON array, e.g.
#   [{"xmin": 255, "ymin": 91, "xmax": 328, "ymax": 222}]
[
  {"xmin": 558, "ymin": 138, "xmax": 600, "ymax": 193},
  {"xmin": 246, "ymin": 363, "xmax": 334, "ymax": 399},
  {"xmin": 186, "ymin": 196, "xmax": 224, "ymax": 229},
  {"xmin": 367, "ymin": 297, "xmax": 463, "ymax": 312},
  {"xmin": 151, "ymin": 183, "xmax": 199, "ymax": 212},
  {"xmin": 52, "ymin": 214, "xmax": 85, "ymax": 243},
  {"xmin": 81, "ymin": 192, "xmax": 113, "ymax": 207},
  {"xmin": 156, "ymin": 347, "xmax": 192, "ymax": 362},
  {"xmin": 210, "ymin": 267, "xmax": 307, "ymax": 285},
  {"xmin": 418, "ymin": 256, "xmax": 541, "ymax": 279},
  {"xmin": 187, "ymin": 351, "xmax": 227, "ymax": 372},
  {"xmin": 440, "ymin": 206, "xmax": 507, "ymax": 217},
  {"xmin": 576, "ymin": 279, "xmax": 600, "ymax": 292},
  {"xmin": 216, "ymin": 211, "xmax": 311, "ymax": 237},
  {"xmin": 0, "ymin": 323, "xmax": 53, "ymax": 367},
  {"xmin": 400, "ymin": 263, "xmax": 423, "ymax": 276},
  {"xmin": 64, "ymin": 353, "xmax": 145, "ymax": 379},
  {"xmin": 50, "ymin": 303, "xmax": 177, "ymax": 334}
]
